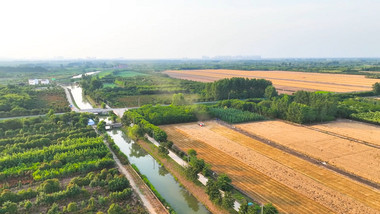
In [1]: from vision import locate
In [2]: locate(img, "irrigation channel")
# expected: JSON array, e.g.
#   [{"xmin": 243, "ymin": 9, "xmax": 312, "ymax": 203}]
[{"xmin": 69, "ymin": 84, "xmax": 210, "ymax": 214}]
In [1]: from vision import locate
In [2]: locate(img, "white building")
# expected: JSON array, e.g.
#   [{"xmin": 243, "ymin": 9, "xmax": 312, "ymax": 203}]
[
  {"xmin": 40, "ymin": 79, "xmax": 50, "ymax": 85},
  {"xmin": 28, "ymin": 79, "xmax": 39, "ymax": 85}
]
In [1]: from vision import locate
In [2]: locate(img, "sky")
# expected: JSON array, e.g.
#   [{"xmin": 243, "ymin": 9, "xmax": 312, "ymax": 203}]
[{"xmin": 0, "ymin": 0, "xmax": 379, "ymax": 59}]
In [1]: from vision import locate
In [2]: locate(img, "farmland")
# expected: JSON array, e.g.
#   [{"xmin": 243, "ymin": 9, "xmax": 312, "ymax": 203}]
[
  {"xmin": 162, "ymin": 121, "xmax": 380, "ymax": 213},
  {"xmin": 311, "ymin": 119, "xmax": 380, "ymax": 146},
  {"xmin": 0, "ymin": 113, "xmax": 146, "ymax": 213},
  {"xmin": 164, "ymin": 69, "xmax": 379, "ymax": 93},
  {"xmin": 0, "ymin": 85, "xmax": 70, "ymax": 118},
  {"xmin": 236, "ymin": 120, "xmax": 380, "ymax": 184}
]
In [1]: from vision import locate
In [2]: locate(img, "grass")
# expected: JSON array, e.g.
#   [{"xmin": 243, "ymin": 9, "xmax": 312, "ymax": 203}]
[
  {"xmin": 85, "ymin": 95, "xmax": 98, "ymax": 108},
  {"xmin": 113, "ymin": 71, "xmax": 147, "ymax": 77}
]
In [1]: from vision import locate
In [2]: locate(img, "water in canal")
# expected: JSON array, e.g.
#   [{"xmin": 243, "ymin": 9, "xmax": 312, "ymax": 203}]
[
  {"xmin": 68, "ymin": 85, "xmax": 93, "ymax": 110},
  {"xmin": 107, "ymin": 129, "xmax": 210, "ymax": 214}
]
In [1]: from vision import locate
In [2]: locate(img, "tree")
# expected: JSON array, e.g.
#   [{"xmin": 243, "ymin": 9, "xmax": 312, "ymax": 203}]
[
  {"xmin": 47, "ymin": 203, "xmax": 60, "ymax": 214},
  {"xmin": 158, "ymin": 145, "xmax": 169, "ymax": 156},
  {"xmin": 238, "ymin": 200, "xmax": 248, "ymax": 214},
  {"xmin": 184, "ymin": 166, "xmax": 199, "ymax": 181},
  {"xmin": 128, "ymin": 124, "xmax": 142, "ymax": 140},
  {"xmin": 172, "ymin": 93, "xmax": 186, "ymax": 106},
  {"xmin": 264, "ymin": 86, "xmax": 278, "ymax": 99},
  {"xmin": 190, "ymin": 157, "xmax": 205, "ymax": 173},
  {"xmin": 38, "ymin": 179, "xmax": 60, "ymax": 194},
  {"xmin": 107, "ymin": 203, "xmax": 124, "ymax": 214},
  {"xmin": 47, "ymin": 109, "xmax": 55, "ymax": 117},
  {"xmin": 188, "ymin": 149, "xmax": 197, "ymax": 157},
  {"xmin": 264, "ymin": 203, "xmax": 278, "ymax": 214},
  {"xmin": 67, "ymin": 202, "xmax": 78, "ymax": 212},
  {"xmin": 110, "ymin": 113, "xmax": 117, "ymax": 122},
  {"xmin": 24, "ymin": 200, "xmax": 32, "ymax": 211},
  {"xmin": 2, "ymin": 201, "xmax": 18, "ymax": 214},
  {"xmin": 217, "ymin": 174, "xmax": 232, "ymax": 191},
  {"xmin": 87, "ymin": 197, "xmax": 96, "ymax": 210},
  {"xmin": 108, "ymin": 176, "xmax": 130, "ymax": 192},
  {"xmin": 373, "ymin": 82, "xmax": 380, "ymax": 95},
  {"xmin": 101, "ymin": 102, "xmax": 106, "ymax": 109},
  {"xmin": 90, "ymin": 78, "xmax": 103, "ymax": 91},
  {"xmin": 205, "ymin": 179, "xmax": 222, "ymax": 204},
  {"xmin": 222, "ymin": 191, "xmax": 234, "ymax": 209},
  {"xmin": 97, "ymin": 120, "xmax": 106, "ymax": 132}
]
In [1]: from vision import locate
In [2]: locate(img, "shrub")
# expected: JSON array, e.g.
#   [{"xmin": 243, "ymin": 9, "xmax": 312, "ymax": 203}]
[
  {"xmin": 38, "ymin": 179, "xmax": 61, "ymax": 194},
  {"xmin": 47, "ymin": 203, "xmax": 59, "ymax": 214},
  {"xmin": 69, "ymin": 176, "xmax": 91, "ymax": 187},
  {"xmin": 109, "ymin": 189, "xmax": 132, "ymax": 201},
  {"xmin": 24, "ymin": 200, "xmax": 32, "ymax": 210},
  {"xmin": 67, "ymin": 202, "xmax": 78, "ymax": 212},
  {"xmin": 108, "ymin": 176, "xmax": 130, "ymax": 192},
  {"xmin": 107, "ymin": 203, "xmax": 124, "ymax": 214},
  {"xmin": 1, "ymin": 201, "xmax": 18, "ymax": 214},
  {"xmin": 158, "ymin": 146, "xmax": 169, "ymax": 156}
]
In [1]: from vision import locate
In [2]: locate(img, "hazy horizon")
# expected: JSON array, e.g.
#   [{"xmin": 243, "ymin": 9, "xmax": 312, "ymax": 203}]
[{"xmin": 1, "ymin": 0, "xmax": 379, "ymax": 59}]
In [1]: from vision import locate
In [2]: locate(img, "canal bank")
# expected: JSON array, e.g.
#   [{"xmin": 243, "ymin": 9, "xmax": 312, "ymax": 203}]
[{"xmin": 107, "ymin": 129, "xmax": 211, "ymax": 214}]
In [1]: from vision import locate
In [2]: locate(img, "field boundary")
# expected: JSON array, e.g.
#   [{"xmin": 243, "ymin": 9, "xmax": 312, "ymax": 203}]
[{"xmin": 216, "ymin": 120, "xmax": 380, "ymax": 190}]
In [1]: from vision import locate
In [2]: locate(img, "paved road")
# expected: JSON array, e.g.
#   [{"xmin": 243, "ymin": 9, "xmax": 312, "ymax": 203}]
[{"xmin": 0, "ymin": 113, "xmax": 65, "ymax": 121}]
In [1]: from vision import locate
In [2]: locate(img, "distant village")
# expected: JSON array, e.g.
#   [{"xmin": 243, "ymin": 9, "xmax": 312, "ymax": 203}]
[{"xmin": 28, "ymin": 79, "xmax": 50, "ymax": 85}]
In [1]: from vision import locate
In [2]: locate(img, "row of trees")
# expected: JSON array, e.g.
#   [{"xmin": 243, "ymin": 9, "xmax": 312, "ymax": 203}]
[
  {"xmin": 209, "ymin": 107, "xmax": 265, "ymax": 123},
  {"xmin": 218, "ymin": 91, "xmax": 338, "ymax": 124},
  {"xmin": 0, "ymin": 111, "xmax": 146, "ymax": 214},
  {"xmin": 202, "ymin": 78, "xmax": 273, "ymax": 100}
]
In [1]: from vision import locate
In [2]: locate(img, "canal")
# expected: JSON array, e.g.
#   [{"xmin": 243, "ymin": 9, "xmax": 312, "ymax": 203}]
[{"xmin": 69, "ymin": 84, "xmax": 209, "ymax": 214}]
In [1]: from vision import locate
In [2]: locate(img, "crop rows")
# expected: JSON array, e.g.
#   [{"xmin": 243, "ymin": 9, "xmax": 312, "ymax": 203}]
[{"xmin": 162, "ymin": 126, "xmax": 332, "ymax": 214}]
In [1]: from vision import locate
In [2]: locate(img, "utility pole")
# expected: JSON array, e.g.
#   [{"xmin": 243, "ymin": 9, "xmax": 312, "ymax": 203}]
[{"xmin": 261, "ymin": 204, "xmax": 263, "ymax": 214}]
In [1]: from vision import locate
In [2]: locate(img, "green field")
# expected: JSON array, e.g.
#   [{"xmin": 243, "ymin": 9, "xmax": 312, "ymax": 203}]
[
  {"xmin": 116, "ymin": 94, "xmax": 200, "ymax": 107},
  {"xmin": 113, "ymin": 70, "xmax": 146, "ymax": 77}
]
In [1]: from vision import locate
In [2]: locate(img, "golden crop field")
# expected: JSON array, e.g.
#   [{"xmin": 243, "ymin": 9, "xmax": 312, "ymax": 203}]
[
  {"xmin": 164, "ymin": 69, "xmax": 378, "ymax": 93},
  {"xmin": 236, "ymin": 120, "xmax": 380, "ymax": 184},
  {"xmin": 161, "ymin": 122, "xmax": 380, "ymax": 214},
  {"xmin": 310, "ymin": 119, "xmax": 380, "ymax": 146}
]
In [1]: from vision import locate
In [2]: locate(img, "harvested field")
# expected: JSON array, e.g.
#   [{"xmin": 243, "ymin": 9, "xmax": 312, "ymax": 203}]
[
  {"xmin": 164, "ymin": 69, "xmax": 378, "ymax": 93},
  {"xmin": 162, "ymin": 122, "xmax": 380, "ymax": 213},
  {"xmin": 236, "ymin": 120, "xmax": 380, "ymax": 184},
  {"xmin": 311, "ymin": 119, "xmax": 380, "ymax": 146}
]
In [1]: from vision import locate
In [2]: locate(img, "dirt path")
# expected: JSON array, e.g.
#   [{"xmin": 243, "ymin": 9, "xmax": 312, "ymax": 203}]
[
  {"xmin": 125, "ymin": 164, "xmax": 169, "ymax": 214},
  {"xmin": 137, "ymin": 139, "xmax": 228, "ymax": 214}
]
